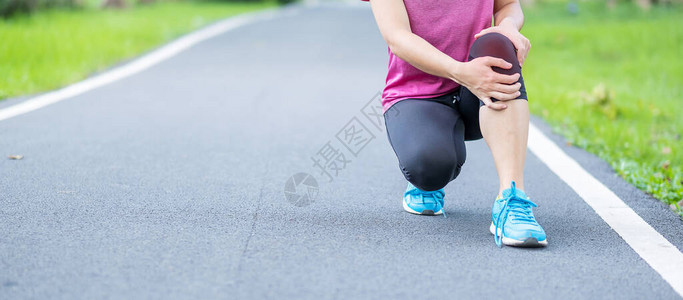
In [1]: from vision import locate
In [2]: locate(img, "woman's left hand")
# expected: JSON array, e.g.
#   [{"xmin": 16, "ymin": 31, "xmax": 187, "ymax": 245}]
[{"xmin": 474, "ymin": 20, "xmax": 531, "ymax": 67}]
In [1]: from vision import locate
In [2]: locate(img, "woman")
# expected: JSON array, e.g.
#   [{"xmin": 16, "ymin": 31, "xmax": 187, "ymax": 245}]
[{"xmin": 365, "ymin": 0, "xmax": 547, "ymax": 247}]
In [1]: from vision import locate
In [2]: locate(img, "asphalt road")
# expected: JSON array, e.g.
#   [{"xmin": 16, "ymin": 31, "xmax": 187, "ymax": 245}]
[{"xmin": 1, "ymin": 3, "xmax": 682, "ymax": 299}]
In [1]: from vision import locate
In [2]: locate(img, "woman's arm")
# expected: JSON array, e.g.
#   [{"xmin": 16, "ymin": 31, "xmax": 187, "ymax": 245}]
[
  {"xmin": 475, "ymin": 0, "xmax": 530, "ymax": 66},
  {"xmin": 369, "ymin": 0, "xmax": 458, "ymax": 81},
  {"xmin": 494, "ymin": 0, "xmax": 524, "ymax": 29},
  {"xmin": 369, "ymin": 0, "xmax": 521, "ymax": 110}
]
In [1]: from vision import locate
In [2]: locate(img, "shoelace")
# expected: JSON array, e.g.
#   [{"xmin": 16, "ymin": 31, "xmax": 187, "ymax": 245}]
[
  {"xmin": 494, "ymin": 181, "xmax": 538, "ymax": 247},
  {"xmin": 407, "ymin": 188, "xmax": 446, "ymax": 218}
]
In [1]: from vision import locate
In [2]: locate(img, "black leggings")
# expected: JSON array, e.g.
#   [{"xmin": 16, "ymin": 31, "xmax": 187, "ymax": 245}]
[{"xmin": 384, "ymin": 32, "xmax": 527, "ymax": 191}]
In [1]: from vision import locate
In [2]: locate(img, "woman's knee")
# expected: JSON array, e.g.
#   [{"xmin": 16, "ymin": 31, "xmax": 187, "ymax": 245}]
[
  {"xmin": 402, "ymin": 149, "xmax": 464, "ymax": 191},
  {"xmin": 469, "ymin": 32, "xmax": 520, "ymax": 75}
]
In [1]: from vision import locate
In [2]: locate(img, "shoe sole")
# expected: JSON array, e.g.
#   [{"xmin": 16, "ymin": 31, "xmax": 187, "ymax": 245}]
[
  {"xmin": 403, "ymin": 199, "xmax": 443, "ymax": 216},
  {"xmin": 489, "ymin": 223, "xmax": 548, "ymax": 247}
]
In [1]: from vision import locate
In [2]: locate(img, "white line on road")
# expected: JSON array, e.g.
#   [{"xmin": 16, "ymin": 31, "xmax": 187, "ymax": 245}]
[
  {"xmin": 0, "ymin": 7, "xmax": 291, "ymax": 122},
  {"xmin": 528, "ymin": 123, "xmax": 683, "ymax": 297}
]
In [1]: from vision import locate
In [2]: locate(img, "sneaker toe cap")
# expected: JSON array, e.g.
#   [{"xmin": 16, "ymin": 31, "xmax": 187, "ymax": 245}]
[{"xmin": 504, "ymin": 224, "xmax": 546, "ymax": 241}]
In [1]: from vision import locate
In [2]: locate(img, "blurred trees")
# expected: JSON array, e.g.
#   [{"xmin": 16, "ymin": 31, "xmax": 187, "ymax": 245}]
[
  {"xmin": 525, "ymin": 0, "xmax": 682, "ymax": 9},
  {"xmin": 1, "ymin": 0, "xmax": 82, "ymax": 18},
  {"xmin": 101, "ymin": 0, "xmax": 126, "ymax": 8},
  {"xmin": 611, "ymin": 0, "xmax": 680, "ymax": 10},
  {"xmin": 1, "ymin": 0, "xmax": 90, "ymax": 17},
  {"xmin": 1, "ymin": 0, "xmax": 292, "ymax": 18}
]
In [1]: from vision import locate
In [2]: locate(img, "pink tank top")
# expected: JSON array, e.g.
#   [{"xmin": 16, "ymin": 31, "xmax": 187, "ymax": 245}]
[{"xmin": 363, "ymin": 0, "xmax": 494, "ymax": 111}]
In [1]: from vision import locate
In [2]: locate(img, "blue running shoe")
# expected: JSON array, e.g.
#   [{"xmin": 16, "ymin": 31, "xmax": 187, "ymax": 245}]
[
  {"xmin": 490, "ymin": 181, "xmax": 547, "ymax": 247},
  {"xmin": 403, "ymin": 183, "xmax": 445, "ymax": 216}
]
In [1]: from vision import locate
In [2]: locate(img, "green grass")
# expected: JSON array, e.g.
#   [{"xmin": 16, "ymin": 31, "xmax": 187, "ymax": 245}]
[
  {"xmin": 0, "ymin": 0, "xmax": 277, "ymax": 99},
  {"xmin": 522, "ymin": 1, "xmax": 683, "ymax": 215}
]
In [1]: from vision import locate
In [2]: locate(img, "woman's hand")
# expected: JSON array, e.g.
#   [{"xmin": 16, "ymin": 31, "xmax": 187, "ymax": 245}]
[
  {"xmin": 474, "ymin": 19, "xmax": 531, "ymax": 67},
  {"xmin": 452, "ymin": 58, "xmax": 521, "ymax": 110}
]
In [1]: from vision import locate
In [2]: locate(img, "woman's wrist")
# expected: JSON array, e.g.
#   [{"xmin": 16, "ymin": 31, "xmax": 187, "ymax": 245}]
[
  {"xmin": 447, "ymin": 60, "xmax": 466, "ymax": 85},
  {"xmin": 498, "ymin": 17, "xmax": 521, "ymax": 31}
]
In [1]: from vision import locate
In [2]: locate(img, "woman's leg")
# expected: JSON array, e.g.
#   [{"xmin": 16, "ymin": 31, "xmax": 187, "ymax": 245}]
[
  {"xmin": 466, "ymin": 32, "xmax": 529, "ymax": 195},
  {"xmin": 480, "ymin": 101, "xmax": 528, "ymax": 195},
  {"xmin": 384, "ymin": 96, "xmax": 466, "ymax": 192},
  {"xmin": 461, "ymin": 32, "xmax": 546, "ymax": 247}
]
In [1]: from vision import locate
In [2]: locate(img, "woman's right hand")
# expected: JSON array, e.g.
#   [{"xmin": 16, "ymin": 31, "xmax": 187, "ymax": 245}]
[{"xmin": 452, "ymin": 57, "xmax": 521, "ymax": 110}]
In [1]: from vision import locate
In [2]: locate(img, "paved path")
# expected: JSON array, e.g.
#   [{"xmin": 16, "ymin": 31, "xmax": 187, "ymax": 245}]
[{"xmin": 1, "ymin": 3, "xmax": 682, "ymax": 299}]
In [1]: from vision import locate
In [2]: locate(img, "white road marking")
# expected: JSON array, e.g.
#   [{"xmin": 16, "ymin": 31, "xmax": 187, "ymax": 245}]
[
  {"xmin": 528, "ymin": 123, "xmax": 683, "ymax": 297},
  {"xmin": 0, "ymin": 7, "xmax": 291, "ymax": 122}
]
